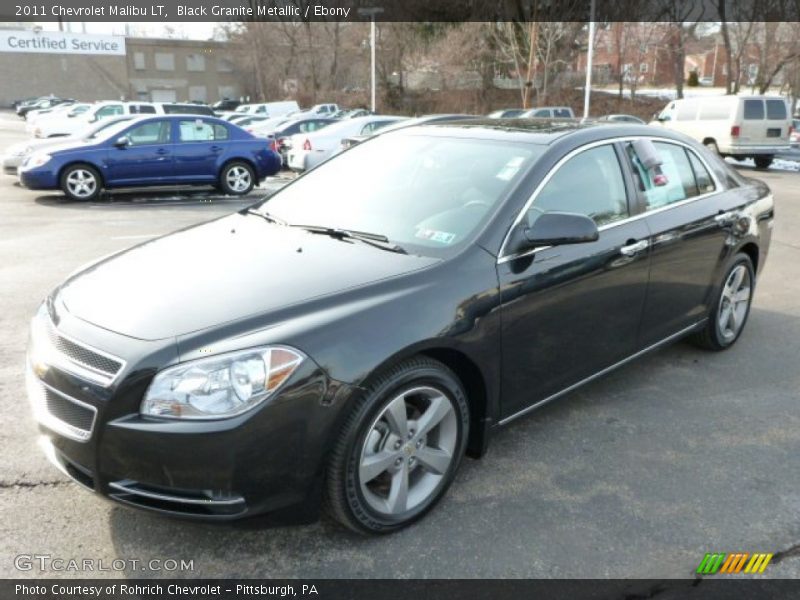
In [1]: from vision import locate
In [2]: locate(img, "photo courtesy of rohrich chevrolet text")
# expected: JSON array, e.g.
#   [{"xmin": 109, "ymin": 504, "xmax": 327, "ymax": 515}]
[{"xmin": 1, "ymin": 0, "xmax": 799, "ymax": 598}]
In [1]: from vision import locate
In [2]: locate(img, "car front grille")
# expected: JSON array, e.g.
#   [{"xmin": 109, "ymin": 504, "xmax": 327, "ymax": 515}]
[
  {"xmin": 39, "ymin": 313, "xmax": 125, "ymax": 387},
  {"xmin": 27, "ymin": 369, "xmax": 97, "ymax": 442}
]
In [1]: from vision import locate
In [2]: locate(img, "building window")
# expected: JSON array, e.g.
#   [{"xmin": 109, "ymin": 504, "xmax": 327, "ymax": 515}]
[
  {"xmin": 188, "ymin": 85, "xmax": 207, "ymax": 103},
  {"xmin": 639, "ymin": 63, "xmax": 648, "ymax": 73},
  {"xmin": 154, "ymin": 53, "xmax": 175, "ymax": 71},
  {"xmin": 133, "ymin": 52, "xmax": 146, "ymax": 70},
  {"xmin": 217, "ymin": 58, "xmax": 234, "ymax": 73},
  {"xmin": 218, "ymin": 85, "xmax": 237, "ymax": 100},
  {"xmin": 186, "ymin": 54, "xmax": 205, "ymax": 72}
]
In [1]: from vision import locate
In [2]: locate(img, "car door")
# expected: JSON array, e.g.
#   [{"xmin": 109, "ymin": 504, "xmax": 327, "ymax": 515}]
[
  {"xmin": 104, "ymin": 119, "xmax": 174, "ymax": 186},
  {"xmin": 497, "ymin": 143, "xmax": 651, "ymax": 419},
  {"xmin": 623, "ymin": 139, "xmax": 737, "ymax": 346},
  {"xmin": 172, "ymin": 119, "xmax": 228, "ymax": 181}
]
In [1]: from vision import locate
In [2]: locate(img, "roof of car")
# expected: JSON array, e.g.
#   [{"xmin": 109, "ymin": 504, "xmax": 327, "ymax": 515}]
[{"xmin": 402, "ymin": 118, "xmax": 690, "ymax": 146}]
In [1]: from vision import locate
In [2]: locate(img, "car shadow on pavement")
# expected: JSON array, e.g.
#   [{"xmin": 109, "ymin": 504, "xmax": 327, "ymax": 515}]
[
  {"xmin": 103, "ymin": 305, "xmax": 800, "ymax": 578},
  {"xmin": 31, "ymin": 187, "xmax": 265, "ymax": 209}
]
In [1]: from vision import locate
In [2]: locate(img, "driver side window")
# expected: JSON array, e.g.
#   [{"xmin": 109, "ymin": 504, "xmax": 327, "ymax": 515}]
[{"xmin": 531, "ymin": 145, "xmax": 629, "ymax": 227}]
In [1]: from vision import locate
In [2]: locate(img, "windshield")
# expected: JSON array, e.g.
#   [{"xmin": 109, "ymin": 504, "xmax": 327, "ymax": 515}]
[
  {"xmin": 84, "ymin": 119, "xmax": 137, "ymax": 141},
  {"xmin": 257, "ymin": 132, "xmax": 543, "ymax": 256}
]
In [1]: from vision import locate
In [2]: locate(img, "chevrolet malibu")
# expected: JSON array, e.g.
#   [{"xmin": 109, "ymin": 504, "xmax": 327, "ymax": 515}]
[
  {"xmin": 28, "ymin": 121, "xmax": 773, "ymax": 533},
  {"xmin": 19, "ymin": 115, "xmax": 281, "ymax": 201}
]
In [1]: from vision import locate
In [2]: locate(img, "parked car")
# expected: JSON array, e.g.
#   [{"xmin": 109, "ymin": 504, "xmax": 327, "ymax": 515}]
[
  {"xmin": 243, "ymin": 116, "xmax": 294, "ymax": 138},
  {"xmin": 33, "ymin": 102, "xmax": 215, "ymax": 138},
  {"xmin": 790, "ymin": 118, "xmax": 799, "ymax": 147},
  {"xmin": 487, "ymin": 108, "xmax": 525, "ymax": 118},
  {"xmin": 18, "ymin": 115, "xmax": 281, "ymax": 200},
  {"xmin": 212, "ymin": 99, "xmax": 241, "ymax": 112},
  {"xmin": 265, "ymin": 117, "xmax": 337, "ymax": 163},
  {"xmin": 331, "ymin": 108, "xmax": 371, "ymax": 119},
  {"xmin": 3, "ymin": 115, "xmax": 136, "ymax": 175},
  {"xmin": 338, "ymin": 114, "xmax": 474, "ymax": 151},
  {"xmin": 286, "ymin": 115, "xmax": 405, "ymax": 171},
  {"xmin": 26, "ymin": 120, "xmax": 772, "ymax": 533},
  {"xmin": 519, "ymin": 106, "xmax": 576, "ymax": 119},
  {"xmin": 233, "ymin": 101, "xmax": 301, "ymax": 119},
  {"xmin": 18, "ymin": 97, "xmax": 74, "ymax": 119},
  {"xmin": 651, "ymin": 95, "xmax": 792, "ymax": 169},
  {"xmin": 26, "ymin": 103, "xmax": 90, "ymax": 133},
  {"xmin": 597, "ymin": 114, "xmax": 646, "ymax": 124}
]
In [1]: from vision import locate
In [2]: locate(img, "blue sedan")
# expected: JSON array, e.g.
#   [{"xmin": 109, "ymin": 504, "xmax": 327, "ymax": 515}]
[{"xmin": 19, "ymin": 115, "xmax": 282, "ymax": 201}]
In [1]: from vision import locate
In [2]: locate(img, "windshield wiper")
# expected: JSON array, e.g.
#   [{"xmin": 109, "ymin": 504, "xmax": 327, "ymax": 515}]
[
  {"xmin": 292, "ymin": 225, "xmax": 408, "ymax": 254},
  {"xmin": 243, "ymin": 207, "xmax": 287, "ymax": 226}
]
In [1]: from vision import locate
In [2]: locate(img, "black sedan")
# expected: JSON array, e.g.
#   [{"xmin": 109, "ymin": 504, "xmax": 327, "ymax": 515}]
[{"xmin": 27, "ymin": 121, "xmax": 773, "ymax": 533}]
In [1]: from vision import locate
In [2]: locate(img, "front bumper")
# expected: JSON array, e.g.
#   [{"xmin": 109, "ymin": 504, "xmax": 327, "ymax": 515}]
[
  {"xmin": 19, "ymin": 167, "xmax": 58, "ymax": 190},
  {"xmin": 718, "ymin": 143, "xmax": 792, "ymax": 156},
  {"xmin": 27, "ymin": 306, "xmax": 348, "ymax": 521}
]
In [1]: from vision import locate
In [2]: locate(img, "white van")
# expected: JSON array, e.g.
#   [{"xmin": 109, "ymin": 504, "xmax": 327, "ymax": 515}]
[{"xmin": 651, "ymin": 95, "xmax": 792, "ymax": 169}]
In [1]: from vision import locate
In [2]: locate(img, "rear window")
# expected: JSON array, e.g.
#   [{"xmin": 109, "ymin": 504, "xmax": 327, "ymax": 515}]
[
  {"xmin": 164, "ymin": 104, "xmax": 214, "ymax": 116},
  {"xmin": 766, "ymin": 99, "xmax": 787, "ymax": 120},
  {"xmin": 743, "ymin": 100, "xmax": 765, "ymax": 120},
  {"xmin": 553, "ymin": 108, "xmax": 572, "ymax": 118}
]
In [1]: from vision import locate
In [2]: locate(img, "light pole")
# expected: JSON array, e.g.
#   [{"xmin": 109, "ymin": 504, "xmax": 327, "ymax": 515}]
[
  {"xmin": 358, "ymin": 8, "xmax": 384, "ymax": 112},
  {"xmin": 583, "ymin": 0, "xmax": 596, "ymax": 120}
]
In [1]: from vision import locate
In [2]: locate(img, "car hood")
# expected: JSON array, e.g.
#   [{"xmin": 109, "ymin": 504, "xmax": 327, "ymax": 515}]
[
  {"xmin": 47, "ymin": 139, "xmax": 103, "ymax": 155},
  {"xmin": 57, "ymin": 213, "xmax": 438, "ymax": 340}
]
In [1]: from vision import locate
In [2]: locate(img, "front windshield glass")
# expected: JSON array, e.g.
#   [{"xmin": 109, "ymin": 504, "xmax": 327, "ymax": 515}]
[
  {"xmin": 258, "ymin": 132, "xmax": 544, "ymax": 256},
  {"xmin": 84, "ymin": 119, "xmax": 136, "ymax": 141}
]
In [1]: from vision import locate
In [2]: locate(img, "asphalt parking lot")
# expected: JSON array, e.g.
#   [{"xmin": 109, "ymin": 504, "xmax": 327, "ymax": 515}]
[{"xmin": 1, "ymin": 110, "xmax": 799, "ymax": 579}]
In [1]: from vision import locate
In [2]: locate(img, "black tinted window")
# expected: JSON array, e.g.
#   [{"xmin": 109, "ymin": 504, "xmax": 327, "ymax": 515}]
[
  {"xmin": 687, "ymin": 150, "xmax": 716, "ymax": 194},
  {"xmin": 766, "ymin": 99, "xmax": 787, "ymax": 120},
  {"xmin": 533, "ymin": 145, "xmax": 628, "ymax": 226},
  {"xmin": 132, "ymin": 104, "xmax": 156, "ymax": 114},
  {"xmin": 744, "ymin": 100, "xmax": 764, "ymax": 120}
]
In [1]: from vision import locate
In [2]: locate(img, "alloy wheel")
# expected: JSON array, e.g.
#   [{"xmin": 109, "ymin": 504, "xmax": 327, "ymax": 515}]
[
  {"xmin": 225, "ymin": 166, "xmax": 251, "ymax": 192},
  {"xmin": 65, "ymin": 169, "xmax": 97, "ymax": 198},
  {"xmin": 717, "ymin": 264, "xmax": 751, "ymax": 342},
  {"xmin": 358, "ymin": 386, "xmax": 457, "ymax": 517}
]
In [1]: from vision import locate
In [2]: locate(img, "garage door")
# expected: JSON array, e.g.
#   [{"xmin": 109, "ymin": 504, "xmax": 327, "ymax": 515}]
[{"xmin": 151, "ymin": 89, "xmax": 177, "ymax": 102}]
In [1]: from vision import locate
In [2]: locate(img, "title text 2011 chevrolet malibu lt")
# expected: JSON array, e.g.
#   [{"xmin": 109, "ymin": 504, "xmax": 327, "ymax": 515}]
[{"xmin": 28, "ymin": 121, "xmax": 773, "ymax": 533}]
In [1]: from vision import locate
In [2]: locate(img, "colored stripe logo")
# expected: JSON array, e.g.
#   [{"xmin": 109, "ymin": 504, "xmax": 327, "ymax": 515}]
[{"xmin": 696, "ymin": 553, "xmax": 773, "ymax": 574}]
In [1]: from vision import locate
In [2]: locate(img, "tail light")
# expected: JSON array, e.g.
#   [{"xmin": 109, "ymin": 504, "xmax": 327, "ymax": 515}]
[
  {"xmin": 268, "ymin": 140, "xmax": 277, "ymax": 152},
  {"xmin": 302, "ymin": 139, "xmax": 312, "ymax": 151},
  {"xmin": 730, "ymin": 125, "xmax": 740, "ymax": 138}
]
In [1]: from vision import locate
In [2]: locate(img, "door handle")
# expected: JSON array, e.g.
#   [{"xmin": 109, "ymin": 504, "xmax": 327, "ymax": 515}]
[
  {"xmin": 210, "ymin": 145, "xmax": 223, "ymax": 152},
  {"xmin": 155, "ymin": 148, "xmax": 169, "ymax": 155},
  {"xmin": 620, "ymin": 239, "xmax": 649, "ymax": 256}
]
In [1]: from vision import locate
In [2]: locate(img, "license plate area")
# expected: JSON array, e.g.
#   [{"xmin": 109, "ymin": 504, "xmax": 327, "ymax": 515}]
[{"xmin": 766, "ymin": 128, "xmax": 781, "ymax": 137}]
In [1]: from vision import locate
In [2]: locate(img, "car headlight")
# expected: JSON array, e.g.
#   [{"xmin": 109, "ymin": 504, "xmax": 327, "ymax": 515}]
[
  {"xmin": 141, "ymin": 346, "xmax": 305, "ymax": 419},
  {"xmin": 27, "ymin": 153, "xmax": 51, "ymax": 168}
]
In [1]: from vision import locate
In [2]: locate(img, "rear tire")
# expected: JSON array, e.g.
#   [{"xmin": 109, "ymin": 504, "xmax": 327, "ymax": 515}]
[
  {"xmin": 754, "ymin": 156, "xmax": 773, "ymax": 170},
  {"xmin": 60, "ymin": 164, "xmax": 102, "ymax": 202},
  {"xmin": 704, "ymin": 140, "xmax": 720, "ymax": 156},
  {"xmin": 690, "ymin": 253, "xmax": 755, "ymax": 351},
  {"xmin": 219, "ymin": 161, "xmax": 255, "ymax": 195},
  {"xmin": 324, "ymin": 357, "xmax": 469, "ymax": 534}
]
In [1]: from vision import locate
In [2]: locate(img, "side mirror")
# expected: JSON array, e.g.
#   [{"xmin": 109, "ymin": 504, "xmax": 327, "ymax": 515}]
[
  {"xmin": 508, "ymin": 211, "xmax": 599, "ymax": 254},
  {"xmin": 114, "ymin": 136, "xmax": 131, "ymax": 148}
]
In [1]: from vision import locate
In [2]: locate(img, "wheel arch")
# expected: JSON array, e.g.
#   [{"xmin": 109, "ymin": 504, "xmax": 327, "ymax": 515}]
[
  {"xmin": 738, "ymin": 241, "xmax": 759, "ymax": 275},
  {"xmin": 352, "ymin": 343, "xmax": 493, "ymax": 459},
  {"xmin": 220, "ymin": 156, "xmax": 257, "ymax": 180},
  {"xmin": 58, "ymin": 161, "xmax": 105, "ymax": 189}
]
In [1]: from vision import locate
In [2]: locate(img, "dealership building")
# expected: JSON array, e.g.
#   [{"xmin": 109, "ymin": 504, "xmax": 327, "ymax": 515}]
[{"xmin": 0, "ymin": 27, "xmax": 245, "ymax": 106}]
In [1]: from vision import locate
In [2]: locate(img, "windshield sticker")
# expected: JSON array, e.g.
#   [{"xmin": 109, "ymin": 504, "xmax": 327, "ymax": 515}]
[
  {"xmin": 416, "ymin": 228, "xmax": 456, "ymax": 245},
  {"xmin": 496, "ymin": 156, "xmax": 526, "ymax": 181}
]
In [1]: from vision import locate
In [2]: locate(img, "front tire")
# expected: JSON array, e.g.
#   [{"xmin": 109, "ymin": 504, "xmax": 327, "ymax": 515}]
[
  {"xmin": 324, "ymin": 357, "xmax": 470, "ymax": 534},
  {"xmin": 690, "ymin": 253, "xmax": 755, "ymax": 351},
  {"xmin": 219, "ymin": 161, "xmax": 255, "ymax": 195},
  {"xmin": 60, "ymin": 164, "xmax": 101, "ymax": 201}
]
